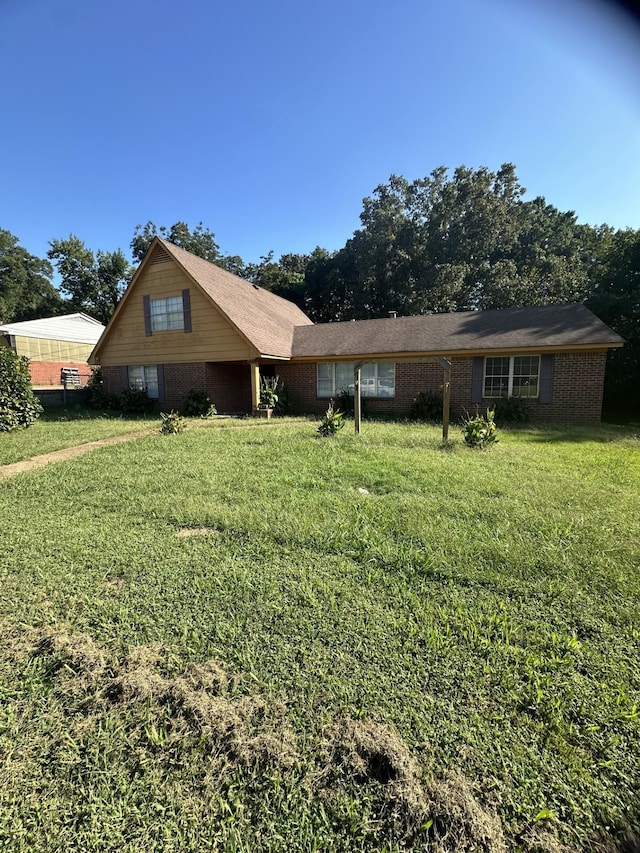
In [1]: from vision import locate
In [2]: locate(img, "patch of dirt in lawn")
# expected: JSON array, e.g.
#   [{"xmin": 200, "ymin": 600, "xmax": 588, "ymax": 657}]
[
  {"xmin": 322, "ymin": 718, "xmax": 507, "ymax": 850},
  {"xmin": 5, "ymin": 625, "xmax": 592, "ymax": 851},
  {"xmin": 176, "ymin": 526, "xmax": 221, "ymax": 538}
]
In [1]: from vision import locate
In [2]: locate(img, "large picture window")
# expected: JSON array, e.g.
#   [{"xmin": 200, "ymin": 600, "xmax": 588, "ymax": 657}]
[
  {"xmin": 484, "ymin": 356, "xmax": 540, "ymax": 398},
  {"xmin": 128, "ymin": 365, "xmax": 159, "ymax": 399},
  {"xmin": 150, "ymin": 296, "xmax": 184, "ymax": 331},
  {"xmin": 316, "ymin": 362, "xmax": 395, "ymax": 398}
]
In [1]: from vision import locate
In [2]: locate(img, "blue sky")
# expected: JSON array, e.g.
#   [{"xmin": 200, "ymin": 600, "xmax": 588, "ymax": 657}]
[{"xmin": 1, "ymin": 0, "xmax": 639, "ymax": 268}]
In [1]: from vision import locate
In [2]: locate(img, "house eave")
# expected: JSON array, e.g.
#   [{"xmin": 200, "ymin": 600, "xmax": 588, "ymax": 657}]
[{"xmin": 290, "ymin": 341, "xmax": 622, "ymax": 363}]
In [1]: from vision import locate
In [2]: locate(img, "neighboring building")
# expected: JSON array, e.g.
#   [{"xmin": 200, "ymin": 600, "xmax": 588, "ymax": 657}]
[
  {"xmin": 89, "ymin": 238, "xmax": 624, "ymax": 424},
  {"xmin": 0, "ymin": 313, "xmax": 105, "ymax": 386}
]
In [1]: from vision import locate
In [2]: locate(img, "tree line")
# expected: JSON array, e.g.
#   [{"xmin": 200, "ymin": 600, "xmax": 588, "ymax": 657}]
[{"xmin": 1, "ymin": 164, "xmax": 638, "ymax": 413}]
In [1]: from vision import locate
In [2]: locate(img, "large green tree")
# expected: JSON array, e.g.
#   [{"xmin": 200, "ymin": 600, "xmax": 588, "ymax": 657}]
[
  {"xmin": 0, "ymin": 230, "xmax": 65, "ymax": 323},
  {"xmin": 587, "ymin": 227, "xmax": 640, "ymax": 414},
  {"xmin": 244, "ymin": 249, "xmax": 327, "ymax": 311},
  {"xmin": 303, "ymin": 164, "xmax": 595, "ymax": 322},
  {"xmin": 48, "ymin": 236, "xmax": 132, "ymax": 324},
  {"xmin": 130, "ymin": 221, "xmax": 249, "ymax": 276}
]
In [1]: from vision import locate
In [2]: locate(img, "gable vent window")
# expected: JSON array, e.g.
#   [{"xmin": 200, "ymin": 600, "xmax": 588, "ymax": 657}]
[{"xmin": 149, "ymin": 247, "xmax": 171, "ymax": 264}]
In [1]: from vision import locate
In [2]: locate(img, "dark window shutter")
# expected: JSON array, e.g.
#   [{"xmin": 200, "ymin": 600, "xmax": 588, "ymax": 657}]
[
  {"xmin": 182, "ymin": 289, "xmax": 192, "ymax": 333},
  {"xmin": 471, "ymin": 357, "xmax": 484, "ymax": 403},
  {"xmin": 539, "ymin": 354, "xmax": 554, "ymax": 404},
  {"xmin": 157, "ymin": 364, "xmax": 165, "ymax": 406},
  {"xmin": 143, "ymin": 295, "xmax": 152, "ymax": 336},
  {"xmin": 120, "ymin": 365, "xmax": 129, "ymax": 391}
]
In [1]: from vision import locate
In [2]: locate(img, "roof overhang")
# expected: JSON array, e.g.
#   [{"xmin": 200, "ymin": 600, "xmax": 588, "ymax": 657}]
[{"xmin": 290, "ymin": 341, "xmax": 622, "ymax": 363}]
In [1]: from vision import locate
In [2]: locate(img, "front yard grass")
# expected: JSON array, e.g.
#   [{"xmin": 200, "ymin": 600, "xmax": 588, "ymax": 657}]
[
  {"xmin": 0, "ymin": 420, "xmax": 638, "ymax": 851},
  {"xmin": 0, "ymin": 407, "xmax": 159, "ymax": 465}
]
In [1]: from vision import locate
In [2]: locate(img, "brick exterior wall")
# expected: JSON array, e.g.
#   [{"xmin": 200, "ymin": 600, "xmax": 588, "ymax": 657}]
[
  {"xmin": 101, "ymin": 361, "xmax": 252, "ymax": 414},
  {"xmin": 279, "ymin": 351, "xmax": 608, "ymax": 424},
  {"xmin": 30, "ymin": 360, "xmax": 92, "ymax": 387},
  {"xmin": 101, "ymin": 350, "xmax": 608, "ymax": 423},
  {"xmin": 205, "ymin": 362, "xmax": 251, "ymax": 414},
  {"xmin": 162, "ymin": 363, "xmax": 207, "ymax": 410}
]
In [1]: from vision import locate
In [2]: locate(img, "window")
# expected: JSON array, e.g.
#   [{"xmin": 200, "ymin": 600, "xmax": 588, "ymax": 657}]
[
  {"xmin": 128, "ymin": 365, "xmax": 159, "ymax": 398},
  {"xmin": 150, "ymin": 296, "xmax": 184, "ymax": 331},
  {"xmin": 484, "ymin": 356, "xmax": 540, "ymax": 398},
  {"xmin": 316, "ymin": 362, "xmax": 396, "ymax": 398}
]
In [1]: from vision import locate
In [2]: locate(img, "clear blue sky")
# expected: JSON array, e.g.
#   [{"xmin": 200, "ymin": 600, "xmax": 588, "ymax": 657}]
[{"xmin": 1, "ymin": 0, "xmax": 639, "ymax": 267}]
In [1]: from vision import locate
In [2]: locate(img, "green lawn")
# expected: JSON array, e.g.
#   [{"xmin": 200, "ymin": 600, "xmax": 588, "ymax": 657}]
[
  {"xmin": 0, "ymin": 419, "xmax": 639, "ymax": 851},
  {"xmin": 0, "ymin": 407, "xmax": 159, "ymax": 465}
]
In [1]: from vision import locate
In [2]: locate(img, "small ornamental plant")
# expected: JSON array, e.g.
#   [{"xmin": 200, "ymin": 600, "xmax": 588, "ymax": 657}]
[
  {"xmin": 160, "ymin": 410, "xmax": 186, "ymax": 435},
  {"xmin": 259, "ymin": 376, "xmax": 279, "ymax": 409},
  {"xmin": 183, "ymin": 389, "xmax": 217, "ymax": 418},
  {"xmin": 462, "ymin": 408, "xmax": 498, "ymax": 449},
  {"xmin": 316, "ymin": 401, "xmax": 345, "ymax": 437}
]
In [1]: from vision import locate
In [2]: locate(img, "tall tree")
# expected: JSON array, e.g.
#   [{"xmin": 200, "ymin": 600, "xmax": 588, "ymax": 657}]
[
  {"xmin": 303, "ymin": 164, "xmax": 595, "ymax": 321},
  {"xmin": 587, "ymin": 227, "xmax": 640, "ymax": 414},
  {"xmin": 131, "ymin": 221, "xmax": 222, "ymax": 265},
  {"xmin": 48, "ymin": 236, "xmax": 132, "ymax": 324},
  {"xmin": 0, "ymin": 230, "xmax": 65, "ymax": 323},
  {"xmin": 244, "ymin": 250, "xmax": 317, "ymax": 310}
]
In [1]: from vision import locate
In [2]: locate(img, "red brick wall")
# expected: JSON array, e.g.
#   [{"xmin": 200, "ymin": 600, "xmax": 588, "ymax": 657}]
[
  {"xmin": 205, "ymin": 362, "xmax": 251, "ymax": 414},
  {"xmin": 279, "ymin": 352, "xmax": 607, "ymax": 424},
  {"xmin": 102, "ymin": 361, "xmax": 252, "ymax": 414},
  {"xmin": 162, "ymin": 363, "xmax": 206, "ymax": 410},
  {"xmin": 102, "ymin": 351, "xmax": 608, "ymax": 423},
  {"xmin": 30, "ymin": 361, "xmax": 92, "ymax": 387}
]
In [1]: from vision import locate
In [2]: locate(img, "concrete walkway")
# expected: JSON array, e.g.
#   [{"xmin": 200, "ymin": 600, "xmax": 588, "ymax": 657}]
[{"xmin": 0, "ymin": 431, "xmax": 153, "ymax": 481}]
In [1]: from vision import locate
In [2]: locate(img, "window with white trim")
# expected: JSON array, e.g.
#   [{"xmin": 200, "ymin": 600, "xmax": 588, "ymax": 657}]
[
  {"xmin": 316, "ymin": 362, "xmax": 395, "ymax": 398},
  {"xmin": 150, "ymin": 296, "xmax": 184, "ymax": 331},
  {"xmin": 128, "ymin": 365, "xmax": 159, "ymax": 399},
  {"xmin": 484, "ymin": 356, "xmax": 540, "ymax": 398}
]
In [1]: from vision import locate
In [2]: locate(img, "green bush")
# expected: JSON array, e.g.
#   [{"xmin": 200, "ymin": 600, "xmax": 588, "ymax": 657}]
[
  {"xmin": 493, "ymin": 395, "xmax": 531, "ymax": 425},
  {"xmin": 259, "ymin": 375, "xmax": 279, "ymax": 409},
  {"xmin": 334, "ymin": 389, "xmax": 368, "ymax": 418},
  {"xmin": 182, "ymin": 389, "xmax": 217, "ymax": 418},
  {"xmin": 274, "ymin": 379, "xmax": 291, "ymax": 415},
  {"xmin": 0, "ymin": 348, "xmax": 43, "ymax": 431},
  {"xmin": 410, "ymin": 390, "xmax": 444, "ymax": 422},
  {"xmin": 119, "ymin": 386, "xmax": 154, "ymax": 414},
  {"xmin": 316, "ymin": 401, "xmax": 345, "ymax": 437},
  {"xmin": 462, "ymin": 408, "xmax": 498, "ymax": 449},
  {"xmin": 86, "ymin": 367, "xmax": 120, "ymax": 410},
  {"xmin": 160, "ymin": 410, "xmax": 186, "ymax": 434}
]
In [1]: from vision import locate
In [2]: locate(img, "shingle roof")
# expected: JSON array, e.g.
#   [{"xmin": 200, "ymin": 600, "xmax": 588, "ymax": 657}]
[
  {"xmin": 0, "ymin": 313, "xmax": 104, "ymax": 344},
  {"xmin": 159, "ymin": 240, "xmax": 313, "ymax": 358},
  {"xmin": 291, "ymin": 303, "xmax": 623, "ymax": 359}
]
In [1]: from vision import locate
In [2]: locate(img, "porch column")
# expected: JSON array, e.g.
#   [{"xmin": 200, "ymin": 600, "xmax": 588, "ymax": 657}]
[{"xmin": 250, "ymin": 361, "xmax": 260, "ymax": 414}]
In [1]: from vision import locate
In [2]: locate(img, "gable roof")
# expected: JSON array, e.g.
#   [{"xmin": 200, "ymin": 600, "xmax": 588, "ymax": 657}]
[
  {"xmin": 160, "ymin": 240, "xmax": 313, "ymax": 357},
  {"xmin": 92, "ymin": 238, "xmax": 313, "ymax": 361},
  {"xmin": 0, "ymin": 313, "xmax": 104, "ymax": 345},
  {"xmin": 291, "ymin": 303, "xmax": 624, "ymax": 360}
]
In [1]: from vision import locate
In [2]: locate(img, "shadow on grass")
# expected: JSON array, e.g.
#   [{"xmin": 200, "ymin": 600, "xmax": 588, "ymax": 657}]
[
  {"xmin": 38, "ymin": 405, "xmax": 150, "ymax": 423},
  {"xmin": 515, "ymin": 422, "xmax": 640, "ymax": 444}
]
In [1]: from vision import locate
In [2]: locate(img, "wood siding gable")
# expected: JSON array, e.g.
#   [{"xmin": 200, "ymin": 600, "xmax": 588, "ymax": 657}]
[{"xmin": 92, "ymin": 243, "xmax": 257, "ymax": 366}]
